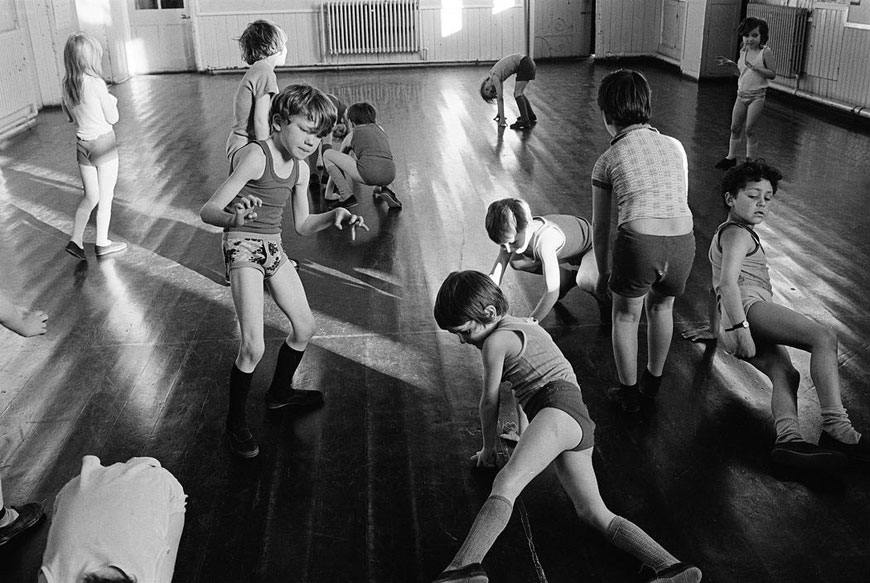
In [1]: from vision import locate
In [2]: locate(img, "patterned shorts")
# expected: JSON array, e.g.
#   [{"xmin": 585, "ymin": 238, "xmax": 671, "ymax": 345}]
[{"xmin": 222, "ymin": 232, "xmax": 288, "ymax": 283}]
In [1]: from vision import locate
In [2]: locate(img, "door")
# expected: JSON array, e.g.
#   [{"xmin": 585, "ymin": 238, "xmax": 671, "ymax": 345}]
[
  {"xmin": 533, "ymin": 0, "xmax": 593, "ymax": 58},
  {"xmin": 127, "ymin": 0, "xmax": 194, "ymax": 73}
]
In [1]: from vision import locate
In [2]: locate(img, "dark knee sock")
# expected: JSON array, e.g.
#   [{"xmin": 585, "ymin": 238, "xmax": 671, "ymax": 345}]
[
  {"xmin": 521, "ymin": 95, "xmax": 536, "ymax": 120},
  {"xmin": 607, "ymin": 516, "xmax": 678, "ymax": 573},
  {"xmin": 268, "ymin": 343, "xmax": 305, "ymax": 399},
  {"xmin": 227, "ymin": 364, "xmax": 254, "ymax": 430},
  {"xmin": 515, "ymin": 97, "xmax": 531, "ymax": 122},
  {"xmin": 447, "ymin": 495, "xmax": 513, "ymax": 569},
  {"xmin": 639, "ymin": 369, "xmax": 663, "ymax": 398}
]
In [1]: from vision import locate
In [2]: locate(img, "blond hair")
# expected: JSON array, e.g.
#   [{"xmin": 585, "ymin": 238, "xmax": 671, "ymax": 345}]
[{"xmin": 62, "ymin": 32, "xmax": 104, "ymax": 108}]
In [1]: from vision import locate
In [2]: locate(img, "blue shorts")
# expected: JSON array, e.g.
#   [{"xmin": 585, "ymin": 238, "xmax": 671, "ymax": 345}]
[
  {"xmin": 521, "ymin": 379, "xmax": 595, "ymax": 452},
  {"xmin": 610, "ymin": 229, "xmax": 695, "ymax": 298},
  {"xmin": 76, "ymin": 130, "xmax": 118, "ymax": 167},
  {"xmin": 222, "ymin": 232, "xmax": 289, "ymax": 283}
]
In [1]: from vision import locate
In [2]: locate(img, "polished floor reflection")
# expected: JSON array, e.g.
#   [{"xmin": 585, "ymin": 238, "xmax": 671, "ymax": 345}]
[{"xmin": 1, "ymin": 60, "xmax": 869, "ymax": 583}]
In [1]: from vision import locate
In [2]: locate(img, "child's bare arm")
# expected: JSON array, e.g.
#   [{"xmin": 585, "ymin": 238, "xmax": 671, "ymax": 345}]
[
  {"xmin": 475, "ymin": 332, "xmax": 515, "ymax": 467},
  {"xmin": 753, "ymin": 47, "xmax": 777, "ymax": 80},
  {"xmin": 530, "ymin": 238, "xmax": 562, "ymax": 322},
  {"xmin": 718, "ymin": 227, "xmax": 757, "ymax": 358},
  {"xmin": 0, "ymin": 293, "xmax": 48, "ymax": 337},
  {"xmin": 200, "ymin": 146, "xmax": 265, "ymax": 228},
  {"xmin": 252, "ymin": 93, "xmax": 273, "ymax": 140},
  {"xmin": 591, "ymin": 185, "xmax": 613, "ymax": 297},
  {"xmin": 493, "ymin": 76, "xmax": 506, "ymax": 125},
  {"xmin": 99, "ymin": 83, "xmax": 119, "ymax": 125},
  {"xmin": 489, "ymin": 249, "xmax": 512, "ymax": 286}
]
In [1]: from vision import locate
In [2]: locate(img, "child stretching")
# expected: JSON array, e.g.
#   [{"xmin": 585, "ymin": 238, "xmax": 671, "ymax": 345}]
[
  {"xmin": 592, "ymin": 69, "xmax": 695, "ymax": 414},
  {"xmin": 714, "ymin": 17, "xmax": 776, "ymax": 169},
  {"xmin": 200, "ymin": 84, "xmax": 368, "ymax": 458},
  {"xmin": 432, "ymin": 271, "xmax": 701, "ymax": 583},
  {"xmin": 323, "ymin": 102, "xmax": 401, "ymax": 210},
  {"xmin": 485, "ymin": 198, "xmax": 609, "ymax": 323},
  {"xmin": 685, "ymin": 160, "xmax": 868, "ymax": 471},
  {"xmin": 480, "ymin": 54, "xmax": 537, "ymax": 130},
  {"xmin": 61, "ymin": 32, "xmax": 126, "ymax": 260},
  {"xmin": 225, "ymin": 19, "xmax": 287, "ymax": 162}
]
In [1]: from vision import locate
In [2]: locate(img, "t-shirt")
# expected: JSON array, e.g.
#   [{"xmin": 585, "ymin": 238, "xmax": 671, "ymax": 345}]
[
  {"xmin": 226, "ymin": 59, "xmax": 279, "ymax": 158},
  {"xmin": 592, "ymin": 125, "xmax": 692, "ymax": 226},
  {"xmin": 63, "ymin": 74, "xmax": 118, "ymax": 140},
  {"xmin": 40, "ymin": 456, "xmax": 186, "ymax": 583}
]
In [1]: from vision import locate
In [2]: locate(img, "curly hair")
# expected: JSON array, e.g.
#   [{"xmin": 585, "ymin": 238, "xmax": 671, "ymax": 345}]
[{"xmin": 721, "ymin": 159, "xmax": 783, "ymax": 205}]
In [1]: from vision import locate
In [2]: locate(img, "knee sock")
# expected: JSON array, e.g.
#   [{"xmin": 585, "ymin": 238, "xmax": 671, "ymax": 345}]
[
  {"xmin": 268, "ymin": 343, "xmax": 305, "ymax": 399},
  {"xmin": 727, "ymin": 137, "xmax": 741, "ymax": 159},
  {"xmin": 447, "ymin": 495, "xmax": 513, "ymax": 570},
  {"xmin": 821, "ymin": 406, "xmax": 861, "ymax": 444},
  {"xmin": 227, "ymin": 364, "xmax": 254, "ymax": 430},
  {"xmin": 521, "ymin": 95, "xmax": 536, "ymax": 120},
  {"xmin": 639, "ymin": 369, "xmax": 663, "ymax": 398},
  {"xmin": 607, "ymin": 516, "xmax": 678, "ymax": 573},
  {"xmin": 773, "ymin": 415, "xmax": 803, "ymax": 444},
  {"xmin": 515, "ymin": 97, "xmax": 531, "ymax": 122}
]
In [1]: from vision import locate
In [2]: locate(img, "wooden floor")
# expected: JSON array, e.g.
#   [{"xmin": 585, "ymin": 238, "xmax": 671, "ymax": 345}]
[{"xmin": 2, "ymin": 59, "xmax": 870, "ymax": 583}]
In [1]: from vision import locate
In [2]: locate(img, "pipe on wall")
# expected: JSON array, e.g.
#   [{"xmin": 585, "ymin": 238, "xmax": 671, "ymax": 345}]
[{"xmin": 770, "ymin": 80, "xmax": 870, "ymax": 121}]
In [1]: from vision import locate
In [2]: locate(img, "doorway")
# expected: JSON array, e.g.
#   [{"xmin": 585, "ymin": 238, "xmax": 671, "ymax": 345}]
[{"xmin": 127, "ymin": 0, "xmax": 194, "ymax": 73}]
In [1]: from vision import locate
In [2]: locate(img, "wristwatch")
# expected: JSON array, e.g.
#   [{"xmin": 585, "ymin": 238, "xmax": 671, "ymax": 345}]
[{"xmin": 725, "ymin": 320, "xmax": 749, "ymax": 332}]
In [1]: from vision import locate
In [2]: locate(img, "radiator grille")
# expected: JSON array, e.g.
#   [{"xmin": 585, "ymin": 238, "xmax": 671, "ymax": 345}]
[
  {"xmin": 746, "ymin": 2, "xmax": 809, "ymax": 78},
  {"xmin": 323, "ymin": 1, "xmax": 421, "ymax": 56}
]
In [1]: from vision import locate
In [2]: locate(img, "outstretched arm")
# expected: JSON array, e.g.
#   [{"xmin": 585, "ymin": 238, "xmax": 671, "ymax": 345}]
[
  {"xmin": 489, "ymin": 248, "xmax": 512, "ymax": 286},
  {"xmin": 293, "ymin": 161, "xmax": 368, "ymax": 237},
  {"xmin": 493, "ymin": 76, "xmax": 506, "ymax": 125},
  {"xmin": 473, "ymin": 330, "xmax": 520, "ymax": 468},
  {"xmin": 530, "ymin": 238, "xmax": 563, "ymax": 322}
]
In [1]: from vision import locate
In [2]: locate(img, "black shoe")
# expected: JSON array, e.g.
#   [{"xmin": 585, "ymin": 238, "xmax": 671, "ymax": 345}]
[
  {"xmin": 714, "ymin": 157, "xmax": 737, "ymax": 170},
  {"xmin": 606, "ymin": 384, "xmax": 640, "ymax": 414},
  {"xmin": 432, "ymin": 563, "xmax": 488, "ymax": 583},
  {"xmin": 0, "ymin": 503, "xmax": 45, "ymax": 546},
  {"xmin": 226, "ymin": 427, "xmax": 259, "ymax": 458},
  {"xmin": 819, "ymin": 431, "xmax": 870, "ymax": 464},
  {"xmin": 265, "ymin": 388, "xmax": 324, "ymax": 410},
  {"xmin": 770, "ymin": 440, "xmax": 847, "ymax": 472},
  {"xmin": 95, "ymin": 241, "xmax": 127, "ymax": 257},
  {"xmin": 645, "ymin": 562, "xmax": 702, "ymax": 583},
  {"xmin": 328, "ymin": 195, "xmax": 358, "ymax": 210},
  {"xmin": 509, "ymin": 120, "xmax": 531, "ymax": 130},
  {"xmin": 374, "ymin": 186, "xmax": 402, "ymax": 209},
  {"xmin": 65, "ymin": 241, "xmax": 86, "ymax": 260}
]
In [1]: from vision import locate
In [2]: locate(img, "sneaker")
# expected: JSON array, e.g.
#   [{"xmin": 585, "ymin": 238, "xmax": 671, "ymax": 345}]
[
  {"xmin": 65, "ymin": 241, "xmax": 86, "ymax": 260},
  {"xmin": 374, "ymin": 186, "xmax": 402, "ymax": 209},
  {"xmin": 95, "ymin": 241, "xmax": 127, "ymax": 257},
  {"xmin": 714, "ymin": 157, "xmax": 737, "ymax": 170},
  {"xmin": 770, "ymin": 440, "xmax": 847, "ymax": 472},
  {"xmin": 818, "ymin": 431, "xmax": 870, "ymax": 464},
  {"xmin": 645, "ymin": 562, "xmax": 702, "ymax": 583},
  {"xmin": 606, "ymin": 384, "xmax": 640, "ymax": 414},
  {"xmin": 265, "ymin": 388, "xmax": 324, "ymax": 410},
  {"xmin": 0, "ymin": 503, "xmax": 45, "ymax": 546},
  {"xmin": 509, "ymin": 120, "xmax": 531, "ymax": 130},
  {"xmin": 226, "ymin": 427, "xmax": 259, "ymax": 458},
  {"xmin": 327, "ymin": 195, "xmax": 358, "ymax": 210},
  {"xmin": 432, "ymin": 563, "xmax": 488, "ymax": 583}
]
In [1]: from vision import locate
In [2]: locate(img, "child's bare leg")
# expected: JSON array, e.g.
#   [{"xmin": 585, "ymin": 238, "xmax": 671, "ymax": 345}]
[
  {"xmin": 554, "ymin": 449, "xmax": 700, "ymax": 581},
  {"xmin": 72, "ymin": 164, "xmax": 101, "ymax": 245},
  {"xmin": 748, "ymin": 342, "xmax": 802, "ymax": 444},
  {"xmin": 94, "ymin": 158, "xmax": 119, "ymax": 246},
  {"xmin": 744, "ymin": 98, "xmax": 766, "ymax": 159},
  {"xmin": 612, "ymin": 293, "xmax": 644, "ymax": 385},
  {"xmin": 443, "ymin": 409, "xmax": 579, "ymax": 572},
  {"xmin": 727, "ymin": 98, "xmax": 748, "ymax": 159},
  {"xmin": 227, "ymin": 268, "xmax": 266, "ymax": 436},
  {"xmin": 264, "ymin": 262, "xmax": 323, "ymax": 407},
  {"xmin": 323, "ymin": 149, "xmax": 366, "ymax": 201},
  {"xmin": 575, "ymin": 252, "xmax": 598, "ymax": 292},
  {"xmin": 645, "ymin": 290, "xmax": 675, "ymax": 377},
  {"xmin": 748, "ymin": 302, "xmax": 860, "ymax": 444}
]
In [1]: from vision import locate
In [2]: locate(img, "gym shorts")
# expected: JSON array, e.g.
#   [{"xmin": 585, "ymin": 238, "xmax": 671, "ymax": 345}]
[
  {"xmin": 76, "ymin": 130, "xmax": 118, "ymax": 167},
  {"xmin": 222, "ymin": 231, "xmax": 289, "ymax": 283},
  {"xmin": 522, "ymin": 379, "xmax": 595, "ymax": 451},
  {"xmin": 610, "ymin": 229, "xmax": 695, "ymax": 298},
  {"xmin": 737, "ymin": 88, "xmax": 767, "ymax": 107},
  {"xmin": 516, "ymin": 56, "xmax": 537, "ymax": 82}
]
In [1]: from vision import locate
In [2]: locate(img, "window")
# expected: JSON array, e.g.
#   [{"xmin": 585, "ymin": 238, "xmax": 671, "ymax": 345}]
[{"xmin": 135, "ymin": 0, "xmax": 184, "ymax": 9}]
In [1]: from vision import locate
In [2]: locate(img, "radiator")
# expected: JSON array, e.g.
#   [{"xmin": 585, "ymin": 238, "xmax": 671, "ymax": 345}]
[
  {"xmin": 322, "ymin": 0, "xmax": 421, "ymax": 56},
  {"xmin": 746, "ymin": 2, "xmax": 809, "ymax": 78}
]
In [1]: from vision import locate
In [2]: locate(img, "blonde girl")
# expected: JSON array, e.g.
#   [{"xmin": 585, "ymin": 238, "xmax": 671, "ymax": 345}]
[
  {"xmin": 62, "ymin": 32, "xmax": 126, "ymax": 259},
  {"xmin": 714, "ymin": 17, "xmax": 776, "ymax": 169}
]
